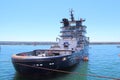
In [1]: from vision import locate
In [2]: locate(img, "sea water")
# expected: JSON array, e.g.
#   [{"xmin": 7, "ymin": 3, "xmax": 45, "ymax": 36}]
[{"xmin": 0, "ymin": 45, "xmax": 120, "ymax": 80}]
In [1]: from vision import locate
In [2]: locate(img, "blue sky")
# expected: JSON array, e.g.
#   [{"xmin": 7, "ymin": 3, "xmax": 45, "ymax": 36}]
[{"xmin": 0, "ymin": 0, "xmax": 120, "ymax": 42}]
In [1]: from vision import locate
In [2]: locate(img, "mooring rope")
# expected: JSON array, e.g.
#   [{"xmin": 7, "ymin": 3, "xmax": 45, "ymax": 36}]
[
  {"xmin": 0, "ymin": 61, "xmax": 120, "ymax": 80},
  {"xmin": 15, "ymin": 62, "xmax": 120, "ymax": 80}
]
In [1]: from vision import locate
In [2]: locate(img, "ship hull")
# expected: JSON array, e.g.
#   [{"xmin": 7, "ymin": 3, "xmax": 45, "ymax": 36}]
[{"xmin": 12, "ymin": 50, "xmax": 87, "ymax": 74}]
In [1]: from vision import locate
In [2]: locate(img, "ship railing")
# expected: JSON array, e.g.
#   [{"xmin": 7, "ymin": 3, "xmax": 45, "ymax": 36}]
[
  {"xmin": 16, "ymin": 51, "xmax": 34, "ymax": 56},
  {"xmin": 33, "ymin": 49, "xmax": 72, "ymax": 57},
  {"xmin": 60, "ymin": 30, "xmax": 73, "ymax": 33}
]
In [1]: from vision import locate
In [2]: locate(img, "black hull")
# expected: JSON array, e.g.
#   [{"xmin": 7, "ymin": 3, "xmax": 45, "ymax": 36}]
[{"xmin": 12, "ymin": 50, "xmax": 86, "ymax": 74}]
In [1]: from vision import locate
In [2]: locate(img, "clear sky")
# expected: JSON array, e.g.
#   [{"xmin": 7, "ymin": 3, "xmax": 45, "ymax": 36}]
[{"xmin": 0, "ymin": 0, "xmax": 120, "ymax": 42}]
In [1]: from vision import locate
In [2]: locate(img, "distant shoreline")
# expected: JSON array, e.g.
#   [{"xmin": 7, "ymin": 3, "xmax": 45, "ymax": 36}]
[
  {"xmin": 90, "ymin": 42, "xmax": 120, "ymax": 45},
  {"xmin": 0, "ymin": 41, "xmax": 57, "ymax": 45},
  {"xmin": 0, "ymin": 41, "xmax": 120, "ymax": 45}
]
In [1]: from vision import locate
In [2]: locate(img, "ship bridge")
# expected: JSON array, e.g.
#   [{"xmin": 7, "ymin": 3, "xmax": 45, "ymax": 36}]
[{"xmin": 59, "ymin": 10, "xmax": 88, "ymax": 49}]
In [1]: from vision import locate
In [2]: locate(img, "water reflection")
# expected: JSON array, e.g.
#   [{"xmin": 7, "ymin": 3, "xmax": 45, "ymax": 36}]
[{"xmin": 13, "ymin": 61, "xmax": 88, "ymax": 80}]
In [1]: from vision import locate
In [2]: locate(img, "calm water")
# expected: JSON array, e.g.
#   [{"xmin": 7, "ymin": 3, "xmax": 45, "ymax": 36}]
[{"xmin": 0, "ymin": 45, "xmax": 120, "ymax": 80}]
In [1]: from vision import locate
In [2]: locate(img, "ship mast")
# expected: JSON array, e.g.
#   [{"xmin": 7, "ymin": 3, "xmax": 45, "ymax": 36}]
[{"xmin": 70, "ymin": 9, "xmax": 74, "ymax": 21}]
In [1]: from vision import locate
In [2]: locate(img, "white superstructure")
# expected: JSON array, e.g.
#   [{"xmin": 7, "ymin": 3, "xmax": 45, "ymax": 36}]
[{"xmin": 50, "ymin": 10, "xmax": 89, "ymax": 53}]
